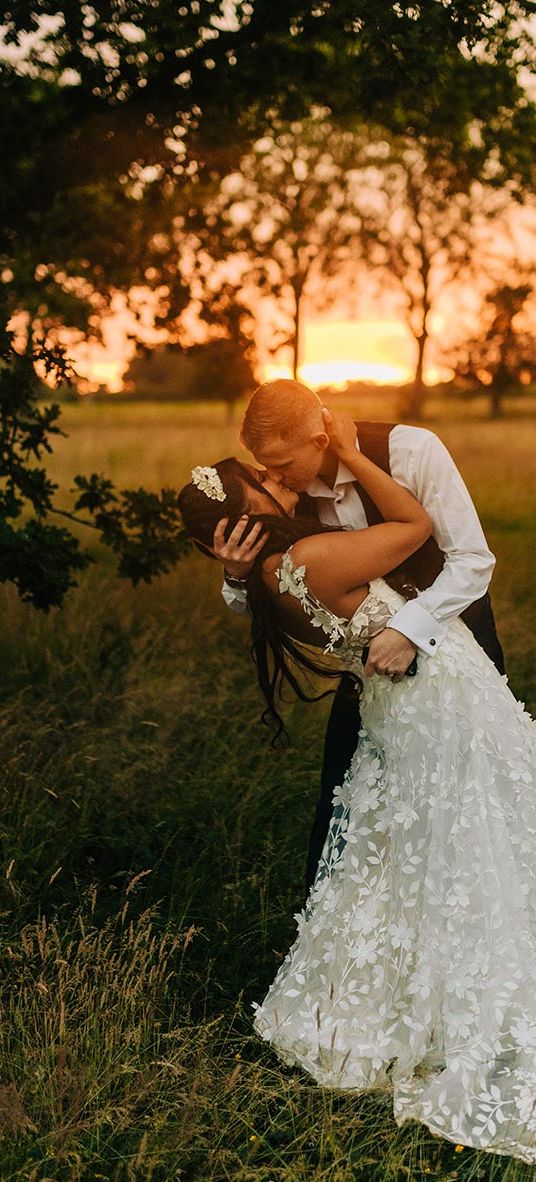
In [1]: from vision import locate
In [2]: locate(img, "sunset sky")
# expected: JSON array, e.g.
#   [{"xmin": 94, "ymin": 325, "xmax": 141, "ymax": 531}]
[
  {"xmin": 72, "ymin": 319, "xmax": 447, "ymax": 392},
  {"xmin": 72, "ymin": 316, "xmax": 432, "ymax": 392},
  {"xmin": 64, "ymin": 201, "xmax": 536, "ymax": 394},
  {"xmin": 70, "ymin": 299, "xmax": 452, "ymax": 393}
]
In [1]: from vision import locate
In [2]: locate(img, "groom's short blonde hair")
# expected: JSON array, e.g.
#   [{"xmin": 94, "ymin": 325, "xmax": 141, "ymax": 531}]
[{"xmin": 242, "ymin": 379, "xmax": 323, "ymax": 450}]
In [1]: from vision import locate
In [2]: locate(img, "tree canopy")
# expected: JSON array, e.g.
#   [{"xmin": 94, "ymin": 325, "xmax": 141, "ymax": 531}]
[
  {"xmin": 3, "ymin": 1, "xmax": 535, "ymax": 158},
  {"xmin": 1, "ymin": 0, "xmax": 535, "ymax": 607}
]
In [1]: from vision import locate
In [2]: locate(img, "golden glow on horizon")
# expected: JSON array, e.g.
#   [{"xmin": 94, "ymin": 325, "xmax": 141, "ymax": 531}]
[
  {"xmin": 74, "ymin": 317, "xmax": 453, "ymax": 391},
  {"xmin": 263, "ymin": 320, "xmax": 451, "ymax": 388},
  {"xmin": 302, "ymin": 359, "xmax": 411, "ymax": 385},
  {"xmin": 265, "ymin": 359, "xmax": 412, "ymax": 387}
]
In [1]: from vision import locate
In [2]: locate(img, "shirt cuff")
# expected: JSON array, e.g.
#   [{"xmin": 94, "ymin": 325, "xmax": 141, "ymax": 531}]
[
  {"xmin": 222, "ymin": 580, "xmax": 249, "ymax": 614},
  {"xmin": 387, "ymin": 600, "xmax": 449, "ymax": 655}
]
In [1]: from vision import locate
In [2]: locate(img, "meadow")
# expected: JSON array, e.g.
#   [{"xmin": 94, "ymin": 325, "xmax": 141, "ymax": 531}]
[{"xmin": 1, "ymin": 395, "xmax": 536, "ymax": 1182}]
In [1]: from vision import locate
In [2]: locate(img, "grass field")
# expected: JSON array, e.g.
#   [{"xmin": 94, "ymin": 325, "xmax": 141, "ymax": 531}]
[{"xmin": 1, "ymin": 398, "xmax": 536, "ymax": 1181}]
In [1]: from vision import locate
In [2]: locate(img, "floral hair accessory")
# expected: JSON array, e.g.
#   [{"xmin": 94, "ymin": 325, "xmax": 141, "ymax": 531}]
[{"xmin": 191, "ymin": 465, "xmax": 226, "ymax": 502}]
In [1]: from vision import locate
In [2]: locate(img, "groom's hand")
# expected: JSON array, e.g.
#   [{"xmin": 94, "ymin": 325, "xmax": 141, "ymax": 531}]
[{"xmin": 364, "ymin": 629, "xmax": 417, "ymax": 682}]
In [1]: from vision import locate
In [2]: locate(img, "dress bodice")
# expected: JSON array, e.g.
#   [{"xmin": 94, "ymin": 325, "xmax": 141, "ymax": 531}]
[{"xmin": 276, "ymin": 547, "xmax": 403, "ymax": 672}]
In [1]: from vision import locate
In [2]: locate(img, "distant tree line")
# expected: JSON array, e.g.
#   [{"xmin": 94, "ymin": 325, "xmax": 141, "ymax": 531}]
[{"xmin": 123, "ymin": 336, "xmax": 255, "ymax": 418}]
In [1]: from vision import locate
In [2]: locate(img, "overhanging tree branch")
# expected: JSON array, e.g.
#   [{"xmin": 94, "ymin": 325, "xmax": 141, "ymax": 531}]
[{"xmin": 0, "ymin": 326, "xmax": 190, "ymax": 611}]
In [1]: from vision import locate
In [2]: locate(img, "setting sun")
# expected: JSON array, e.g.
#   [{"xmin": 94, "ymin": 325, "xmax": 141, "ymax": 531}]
[{"xmin": 263, "ymin": 319, "xmax": 454, "ymax": 388}]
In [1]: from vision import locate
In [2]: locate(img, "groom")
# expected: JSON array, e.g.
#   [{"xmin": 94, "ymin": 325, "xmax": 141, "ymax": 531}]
[{"xmin": 214, "ymin": 378, "xmax": 505, "ymax": 892}]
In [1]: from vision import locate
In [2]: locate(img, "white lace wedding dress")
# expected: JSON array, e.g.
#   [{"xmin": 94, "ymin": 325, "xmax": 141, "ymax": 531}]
[{"xmin": 252, "ymin": 548, "xmax": 536, "ymax": 1163}]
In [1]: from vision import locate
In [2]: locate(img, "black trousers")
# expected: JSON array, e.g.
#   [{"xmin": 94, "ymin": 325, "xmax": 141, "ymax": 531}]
[{"xmin": 304, "ymin": 593, "xmax": 505, "ymax": 894}]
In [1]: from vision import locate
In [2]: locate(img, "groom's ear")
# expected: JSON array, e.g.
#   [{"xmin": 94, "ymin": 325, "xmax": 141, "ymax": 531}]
[{"xmin": 311, "ymin": 430, "xmax": 330, "ymax": 451}]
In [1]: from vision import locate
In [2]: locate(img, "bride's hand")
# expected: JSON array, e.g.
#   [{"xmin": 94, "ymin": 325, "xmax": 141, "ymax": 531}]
[
  {"xmin": 321, "ymin": 408, "xmax": 358, "ymax": 461},
  {"xmin": 212, "ymin": 515, "xmax": 268, "ymax": 580}
]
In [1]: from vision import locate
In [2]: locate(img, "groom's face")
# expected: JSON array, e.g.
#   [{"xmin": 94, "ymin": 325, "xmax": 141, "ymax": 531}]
[{"xmin": 250, "ymin": 433, "xmax": 328, "ymax": 493}]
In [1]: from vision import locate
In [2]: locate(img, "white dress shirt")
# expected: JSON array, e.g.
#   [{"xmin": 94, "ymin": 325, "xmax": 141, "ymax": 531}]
[{"xmin": 221, "ymin": 425, "xmax": 496, "ymax": 655}]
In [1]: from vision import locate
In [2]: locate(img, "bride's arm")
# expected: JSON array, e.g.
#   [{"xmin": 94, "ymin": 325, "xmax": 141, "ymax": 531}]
[
  {"xmin": 320, "ymin": 408, "xmax": 431, "ymax": 530},
  {"xmin": 289, "ymin": 412, "xmax": 432, "ymax": 608}
]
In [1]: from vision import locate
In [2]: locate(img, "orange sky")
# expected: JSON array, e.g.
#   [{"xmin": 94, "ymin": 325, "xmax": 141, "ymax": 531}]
[
  {"xmin": 27, "ymin": 184, "xmax": 534, "ymax": 394},
  {"xmin": 69, "ymin": 199, "xmax": 536, "ymax": 393},
  {"xmin": 71, "ymin": 303, "xmax": 451, "ymax": 392},
  {"xmin": 266, "ymin": 320, "xmax": 452, "ymax": 388}
]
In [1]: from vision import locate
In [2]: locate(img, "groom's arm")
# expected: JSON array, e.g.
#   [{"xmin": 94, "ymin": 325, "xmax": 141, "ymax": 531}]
[{"xmin": 380, "ymin": 424, "xmax": 495, "ymax": 656}]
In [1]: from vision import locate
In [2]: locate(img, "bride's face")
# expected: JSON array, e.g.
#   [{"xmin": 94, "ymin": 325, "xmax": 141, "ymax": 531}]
[{"xmin": 241, "ymin": 464, "xmax": 299, "ymax": 517}]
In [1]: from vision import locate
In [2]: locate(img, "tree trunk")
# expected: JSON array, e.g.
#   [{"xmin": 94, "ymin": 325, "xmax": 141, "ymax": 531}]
[
  {"xmin": 291, "ymin": 277, "xmax": 305, "ymax": 380},
  {"xmin": 402, "ymin": 177, "xmax": 432, "ymax": 422},
  {"xmin": 489, "ymin": 381, "xmax": 505, "ymax": 419},
  {"xmin": 404, "ymin": 330, "xmax": 427, "ymax": 420}
]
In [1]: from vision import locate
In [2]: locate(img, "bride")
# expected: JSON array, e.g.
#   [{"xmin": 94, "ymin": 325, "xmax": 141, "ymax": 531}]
[{"xmin": 178, "ymin": 413, "xmax": 536, "ymax": 1163}]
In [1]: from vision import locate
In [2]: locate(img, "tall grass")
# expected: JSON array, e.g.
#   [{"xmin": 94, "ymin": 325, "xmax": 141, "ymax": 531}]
[{"xmin": 1, "ymin": 402, "xmax": 535, "ymax": 1179}]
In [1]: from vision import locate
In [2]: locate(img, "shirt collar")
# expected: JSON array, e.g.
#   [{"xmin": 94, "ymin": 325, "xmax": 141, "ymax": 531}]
[{"xmin": 306, "ymin": 435, "xmax": 361, "ymax": 499}]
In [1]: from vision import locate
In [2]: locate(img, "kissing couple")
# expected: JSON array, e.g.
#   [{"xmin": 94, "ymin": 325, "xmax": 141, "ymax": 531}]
[{"xmin": 178, "ymin": 378, "xmax": 536, "ymax": 1163}]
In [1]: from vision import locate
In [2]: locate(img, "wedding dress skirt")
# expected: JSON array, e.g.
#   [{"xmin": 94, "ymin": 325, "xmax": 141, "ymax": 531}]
[{"xmin": 252, "ymin": 552, "xmax": 536, "ymax": 1163}]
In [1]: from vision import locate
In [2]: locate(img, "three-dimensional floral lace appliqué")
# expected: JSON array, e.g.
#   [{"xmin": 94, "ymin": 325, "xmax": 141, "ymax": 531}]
[
  {"xmin": 276, "ymin": 548, "xmax": 390, "ymax": 655},
  {"xmin": 276, "ymin": 550, "xmax": 348, "ymax": 653}
]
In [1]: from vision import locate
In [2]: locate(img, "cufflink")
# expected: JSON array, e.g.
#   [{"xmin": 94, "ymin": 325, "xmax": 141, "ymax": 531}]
[{"xmin": 430, "ymin": 638, "xmax": 436, "ymax": 646}]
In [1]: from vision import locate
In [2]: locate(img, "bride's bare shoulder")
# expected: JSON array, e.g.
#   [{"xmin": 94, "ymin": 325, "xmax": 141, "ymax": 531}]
[
  {"xmin": 261, "ymin": 539, "xmax": 322, "ymax": 576},
  {"xmin": 261, "ymin": 537, "xmax": 327, "ymax": 590},
  {"xmin": 283, "ymin": 536, "xmax": 328, "ymax": 567}
]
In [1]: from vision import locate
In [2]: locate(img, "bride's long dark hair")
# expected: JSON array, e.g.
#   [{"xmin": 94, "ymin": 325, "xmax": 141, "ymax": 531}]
[{"xmin": 178, "ymin": 457, "xmax": 347, "ymax": 745}]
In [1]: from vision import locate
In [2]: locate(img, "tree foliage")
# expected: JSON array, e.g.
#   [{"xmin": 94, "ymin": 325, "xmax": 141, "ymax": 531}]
[
  {"xmin": 449, "ymin": 279, "xmax": 536, "ymax": 416},
  {"xmin": 2, "ymin": 3, "xmax": 534, "ymax": 365},
  {"xmin": 3, "ymin": 1, "xmax": 534, "ymax": 153},
  {"xmin": 356, "ymin": 131, "xmax": 516, "ymax": 416},
  {"xmin": 169, "ymin": 110, "xmax": 369, "ymax": 378},
  {"xmin": 155, "ymin": 105, "xmax": 534, "ymax": 404},
  {"xmin": 0, "ymin": 319, "xmax": 189, "ymax": 610},
  {"xmin": 125, "ymin": 333, "xmax": 256, "ymax": 408},
  {"xmin": 0, "ymin": 63, "xmax": 192, "ymax": 366}
]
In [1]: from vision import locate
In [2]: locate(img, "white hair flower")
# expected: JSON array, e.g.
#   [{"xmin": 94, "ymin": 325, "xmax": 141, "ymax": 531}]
[{"xmin": 191, "ymin": 465, "xmax": 226, "ymax": 502}]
